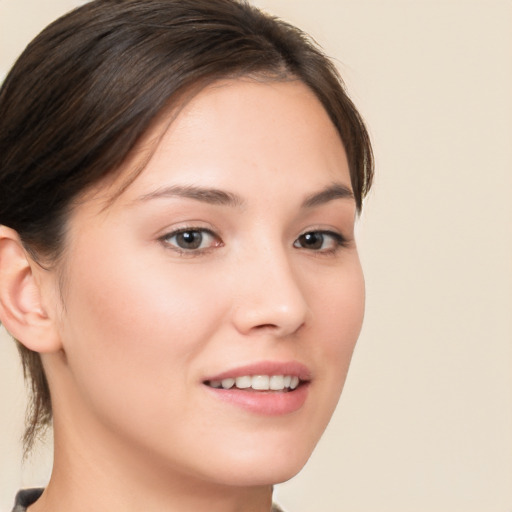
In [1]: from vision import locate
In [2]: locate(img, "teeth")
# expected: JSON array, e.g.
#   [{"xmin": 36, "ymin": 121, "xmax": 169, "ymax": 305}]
[
  {"xmin": 209, "ymin": 375, "xmax": 301, "ymax": 391},
  {"xmin": 235, "ymin": 376, "xmax": 251, "ymax": 389},
  {"xmin": 221, "ymin": 378, "xmax": 235, "ymax": 389},
  {"xmin": 252, "ymin": 375, "xmax": 270, "ymax": 390},
  {"xmin": 269, "ymin": 375, "xmax": 285, "ymax": 390}
]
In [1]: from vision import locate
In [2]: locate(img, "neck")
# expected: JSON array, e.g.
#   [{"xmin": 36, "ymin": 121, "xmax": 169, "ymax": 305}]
[
  {"xmin": 31, "ymin": 357, "xmax": 278, "ymax": 512},
  {"xmin": 29, "ymin": 420, "xmax": 274, "ymax": 512}
]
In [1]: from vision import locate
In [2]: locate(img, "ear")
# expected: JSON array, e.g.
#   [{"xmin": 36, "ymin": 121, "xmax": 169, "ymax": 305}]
[{"xmin": 0, "ymin": 226, "xmax": 62, "ymax": 353}]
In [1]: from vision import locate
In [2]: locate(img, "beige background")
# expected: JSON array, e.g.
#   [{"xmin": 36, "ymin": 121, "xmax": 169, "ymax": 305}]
[{"xmin": 1, "ymin": 1, "xmax": 511, "ymax": 511}]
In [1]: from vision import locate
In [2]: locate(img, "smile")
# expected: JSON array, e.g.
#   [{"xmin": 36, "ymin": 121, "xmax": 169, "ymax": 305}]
[
  {"xmin": 203, "ymin": 362, "xmax": 310, "ymax": 415},
  {"xmin": 206, "ymin": 375, "xmax": 301, "ymax": 391}
]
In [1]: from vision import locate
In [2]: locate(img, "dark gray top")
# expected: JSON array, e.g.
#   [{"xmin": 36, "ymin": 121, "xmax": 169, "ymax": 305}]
[
  {"xmin": 12, "ymin": 488, "xmax": 286, "ymax": 511},
  {"xmin": 11, "ymin": 489, "xmax": 44, "ymax": 512}
]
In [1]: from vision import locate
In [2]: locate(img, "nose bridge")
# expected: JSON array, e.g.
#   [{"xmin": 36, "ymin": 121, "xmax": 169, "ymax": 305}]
[{"xmin": 231, "ymin": 238, "xmax": 309, "ymax": 336}]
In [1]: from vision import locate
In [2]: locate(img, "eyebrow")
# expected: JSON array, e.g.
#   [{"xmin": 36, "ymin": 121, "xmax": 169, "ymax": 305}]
[
  {"xmin": 136, "ymin": 182, "xmax": 353, "ymax": 208},
  {"xmin": 301, "ymin": 183, "xmax": 354, "ymax": 208},
  {"xmin": 137, "ymin": 185, "xmax": 244, "ymax": 207}
]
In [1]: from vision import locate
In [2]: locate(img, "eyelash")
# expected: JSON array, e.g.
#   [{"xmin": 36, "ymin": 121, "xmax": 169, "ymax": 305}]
[
  {"xmin": 293, "ymin": 230, "xmax": 348, "ymax": 254},
  {"xmin": 159, "ymin": 227, "xmax": 348, "ymax": 255},
  {"xmin": 159, "ymin": 227, "xmax": 222, "ymax": 255}
]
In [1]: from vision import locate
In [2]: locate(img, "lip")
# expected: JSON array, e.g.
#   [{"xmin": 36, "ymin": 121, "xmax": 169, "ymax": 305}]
[
  {"xmin": 203, "ymin": 360, "xmax": 311, "ymax": 382},
  {"xmin": 203, "ymin": 361, "xmax": 311, "ymax": 416}
]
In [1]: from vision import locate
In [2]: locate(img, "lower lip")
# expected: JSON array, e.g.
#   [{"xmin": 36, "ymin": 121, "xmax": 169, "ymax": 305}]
[{"xmin": 204, "ymin": 383, "xmax": 309, "ymax": 416}]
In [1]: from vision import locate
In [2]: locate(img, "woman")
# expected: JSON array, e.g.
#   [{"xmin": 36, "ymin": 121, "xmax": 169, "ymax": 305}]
[{"xmin": 0, "ymin": 1, "xmax": 373, "ymax": 511}]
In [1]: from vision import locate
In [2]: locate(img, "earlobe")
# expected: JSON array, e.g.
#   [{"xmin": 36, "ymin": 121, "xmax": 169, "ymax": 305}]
[{"xmin": 0, "ymin": 226, "xmax": 62, "ymax": 353}]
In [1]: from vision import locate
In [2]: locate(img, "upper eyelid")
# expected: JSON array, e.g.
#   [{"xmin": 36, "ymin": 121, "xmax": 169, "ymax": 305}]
[
  {"xmin": 158, "ymin": 223, "xmax": 219, "ymax": 238},
  {"xmin": 297, "ymin": 228, "xmax": 347, "ymax": 240},
  {"xmin": 157, "ymin": 224, "xmax": 349, "ymax": 248},
  {"xmin": 164, "ymin": 226, "xmax": 215, "ymax": 235},
  {"xmin": 298, "ymin": 227, "xmax": 343, "ymax": 235},
  {"xmin": 160, "ymin": 226, "xmax": 219, "ymax": 241},
  {"xmin": 159, "ymin": 227, "xmax": 222, "ymax": 255},
  {"xmin": 159, "ymin": 226, "xmax": 346, "ymax": 239},
  {"xmin": 157, "ymin": 226, "xmax": 220, "ymax": 240},
  {"xmin": 294, "ymin": 229, "xmax": 351, "ymax": 252}
]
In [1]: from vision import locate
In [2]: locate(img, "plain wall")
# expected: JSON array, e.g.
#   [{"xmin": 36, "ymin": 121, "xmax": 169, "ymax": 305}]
[{"xmin": 1, "ymin": 1, "xmax": 511, "ymax": 511}]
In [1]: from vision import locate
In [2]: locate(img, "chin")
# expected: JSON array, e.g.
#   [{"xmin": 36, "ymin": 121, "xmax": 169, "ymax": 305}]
[
  {"xmin": 200, "ymin": 433, "xmax": 319, "ymax": 487},
  {"xmin": 219, "ymin": 456, "xmax": 311, "ymax": 487}
]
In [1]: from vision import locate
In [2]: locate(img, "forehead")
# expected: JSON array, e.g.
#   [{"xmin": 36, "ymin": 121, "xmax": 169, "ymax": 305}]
[{"xmin": 82, "ymin": 78, "xmax": 350, "ymax": 209}]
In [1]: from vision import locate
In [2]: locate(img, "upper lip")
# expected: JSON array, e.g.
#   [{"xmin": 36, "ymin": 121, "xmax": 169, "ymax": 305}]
[{"xmin": 203, "ymin": 361, "xmax": 311, "ymax": 383}]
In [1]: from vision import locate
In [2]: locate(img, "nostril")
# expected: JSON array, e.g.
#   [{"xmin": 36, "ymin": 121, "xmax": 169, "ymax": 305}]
[
  {"xmin": 250, "ymin": 321, "xmax": 304, "ymax": 336},
  {"xmin": 254, "ymin": 323, "xmax": 278, "ymax": 330}
]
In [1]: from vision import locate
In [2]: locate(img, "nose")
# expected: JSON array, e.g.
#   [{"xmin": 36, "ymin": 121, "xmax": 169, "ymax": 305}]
[{"xmin": 230, "ymin": 247, "xmax": 309, "ymax": 337}]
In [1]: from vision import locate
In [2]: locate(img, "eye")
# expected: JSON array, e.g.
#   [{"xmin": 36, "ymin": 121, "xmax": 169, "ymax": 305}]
[
  {"xmin": 161, "ymin": 228, "xmax": 221, "ymax": 252},
  {"xmin": 293, "ymin": 230, "xmax": 346, "ymax": 252}
]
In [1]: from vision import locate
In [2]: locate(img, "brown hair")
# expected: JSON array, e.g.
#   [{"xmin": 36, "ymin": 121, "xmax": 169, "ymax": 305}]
[{"xmin": 0, "ymin": 0, "xmax": 373, "ymax": 453}]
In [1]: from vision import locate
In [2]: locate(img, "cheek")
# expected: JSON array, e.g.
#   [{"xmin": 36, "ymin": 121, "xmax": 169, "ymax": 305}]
[
  {"xmin": 65, "ymin": 237, "xmax": 219, "ymax": 343},
  {"xmin": 307, "ymin": 259, "xmax": 365, "ymax": 405},
  {"xmin": 57, "ymin": 244, "xmax": 227, "ymax": 418},
  {"xmin": 312, "ymin": 257, "xmax": 365, "ymax": 351}
]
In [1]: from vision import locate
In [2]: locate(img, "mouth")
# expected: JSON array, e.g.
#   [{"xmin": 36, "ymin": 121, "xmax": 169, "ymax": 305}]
[
  {"xmin": 201, "ymin": 361, "xmax": 311, "ymax": 415},
  {"xmin": 205, "ymin": 374, "xmax": 302, "ymax": 392}
]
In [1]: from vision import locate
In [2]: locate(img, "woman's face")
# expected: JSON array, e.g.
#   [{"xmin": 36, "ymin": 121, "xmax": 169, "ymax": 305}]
[{"xmin": 47, "ymin": 79, "xmax": 365, "ymax": 487}]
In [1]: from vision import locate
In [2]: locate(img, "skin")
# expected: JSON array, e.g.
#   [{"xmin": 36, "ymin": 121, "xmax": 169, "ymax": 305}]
[{"xmin": 21, "ymin": 79, "xmax": 365, "ymax": 512}]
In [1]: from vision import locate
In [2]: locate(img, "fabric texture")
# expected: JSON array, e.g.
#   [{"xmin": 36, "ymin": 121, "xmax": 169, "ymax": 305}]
[
  {"xmin": 11, "ymin": 488, "xmax": 286, "ymax": 511},
  {"xmin": 11, "ymin": 489, "xmax": 44, "ymax": 512}
]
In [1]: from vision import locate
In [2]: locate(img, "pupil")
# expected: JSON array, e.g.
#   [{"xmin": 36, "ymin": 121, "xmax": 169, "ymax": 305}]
[
  {"xmin": 177, "ymin": 231, "xmax": 202, "ymax": 249},
  {"xmin": 302, "ymin": 232, "xmax": 323, "ymax": 249}
]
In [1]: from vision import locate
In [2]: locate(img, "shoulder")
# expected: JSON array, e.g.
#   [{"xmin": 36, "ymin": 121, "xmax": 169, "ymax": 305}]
[{"xmin": 11, "ymin": 489, "xmax": 44, "ymax": 512}]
